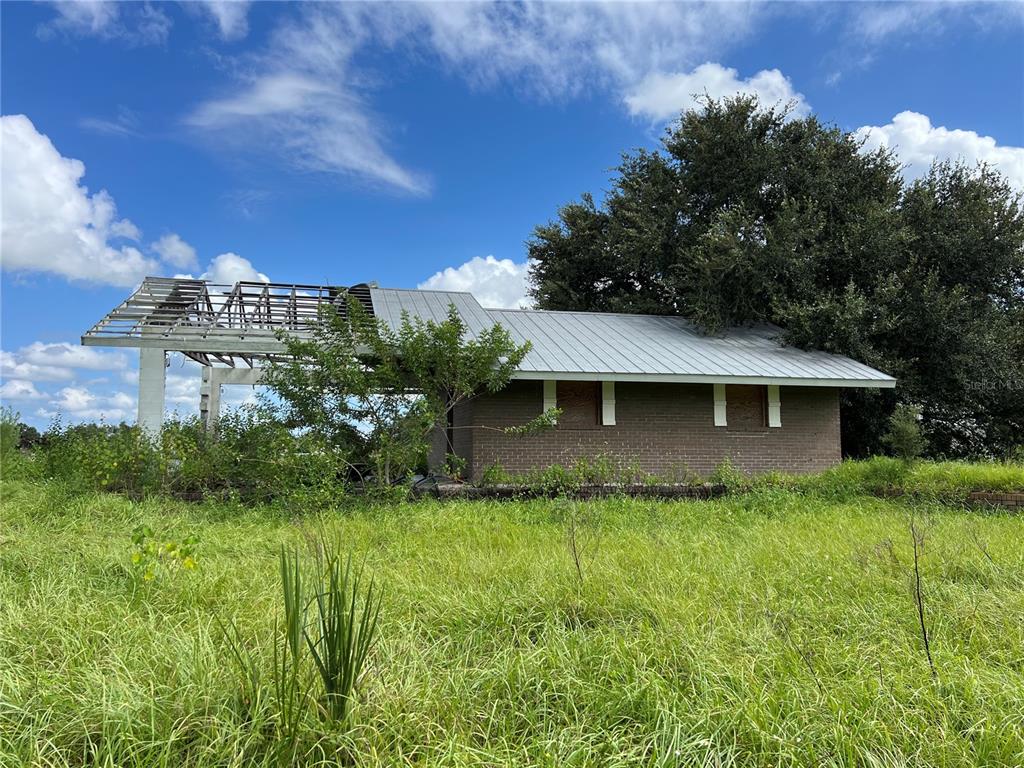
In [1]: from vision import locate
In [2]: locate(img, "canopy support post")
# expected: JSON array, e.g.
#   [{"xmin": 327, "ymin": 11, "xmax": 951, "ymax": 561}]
[{"xmin": 138, "ymin": 347, "xmax": 166, "ymax": 439}]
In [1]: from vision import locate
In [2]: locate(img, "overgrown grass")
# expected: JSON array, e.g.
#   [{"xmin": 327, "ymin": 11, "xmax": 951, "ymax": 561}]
[
  {"xmin": 1, "ymin": 478, "xmax": 1023, "ymax": 766},
  {"xmin": 791, "ymin": 456, "xmax": 1024, "ymax": 500}
]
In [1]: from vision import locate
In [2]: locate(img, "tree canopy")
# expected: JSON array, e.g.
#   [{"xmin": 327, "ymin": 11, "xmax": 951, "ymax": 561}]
[
  {"xmin": 528, "ymin": 96, "xmax": 1024, "ymax": 457},
  {"xmin": 264, "ymin": 301, "xmax": 530, "ymax": 484}
]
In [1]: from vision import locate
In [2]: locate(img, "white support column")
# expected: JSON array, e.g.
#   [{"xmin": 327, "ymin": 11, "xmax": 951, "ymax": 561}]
[
  {"xmin": 713, "ymin": 383, "xmax": 727, "ymax": 427},
  {"xmin": 601, "ymin": 381, "xmax": 616, "ymax": 426},
  {"xmin": 200, "ymin": 367, "xmax": 223, "ymax": 431},
  {"xmin": 137, "ymin": 347, "xmax": 166, "ymax": 439},
  {"xmin": 767, "ymin": 385, "xmax": 782, "ymax": 428},
  {"xmin": 543, "ymin": 379, "xmax": 557, "ymax": 420},
  {"xmin": 201, "ymin": 366, "xmax": 265, "ymax": 432}
]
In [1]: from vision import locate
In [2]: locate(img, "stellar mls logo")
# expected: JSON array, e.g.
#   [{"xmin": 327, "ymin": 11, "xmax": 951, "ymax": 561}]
[{"xmin": 965, "ymin": 375, "xmax": 1024, "ymax": 393}]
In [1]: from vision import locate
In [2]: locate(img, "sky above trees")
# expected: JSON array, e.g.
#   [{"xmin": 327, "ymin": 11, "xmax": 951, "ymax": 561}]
[{"xmin": 1, "ymin": 1, "xmax": 1022, "ymax": 427}]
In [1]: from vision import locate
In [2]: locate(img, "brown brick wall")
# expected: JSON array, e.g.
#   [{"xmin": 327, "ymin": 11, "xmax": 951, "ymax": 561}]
[
  {"xmin": 967, "ymin": 491, "xmax": 1024, "ymax": 509},
  {"xmin": 432, "ymin": 380, "xmax": 841, "ymax": 481}
]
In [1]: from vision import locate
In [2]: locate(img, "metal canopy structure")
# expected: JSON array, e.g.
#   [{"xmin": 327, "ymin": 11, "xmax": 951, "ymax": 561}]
[
  {"xmin": 83, "ymin": 276, "xmax": 896, "ymax": 437},
  {"xmin": 82, "ymin": 276, "xmax": 374, "ymax": 366}
]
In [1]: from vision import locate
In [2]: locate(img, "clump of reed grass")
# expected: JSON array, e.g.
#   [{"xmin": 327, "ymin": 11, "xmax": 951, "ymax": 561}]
[{"xmin": 221, "ymin": 533, "xmax": 382, "ymax": 758}]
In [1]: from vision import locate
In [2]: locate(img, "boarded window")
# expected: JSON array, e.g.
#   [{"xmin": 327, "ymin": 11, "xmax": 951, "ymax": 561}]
[
  {"xmin": 557, "ymin": 381, "xmax": 600, "ymax": 428},
  {"xmin": 726, "ymin": 385, "xmax": 767, "ymax": 431}
]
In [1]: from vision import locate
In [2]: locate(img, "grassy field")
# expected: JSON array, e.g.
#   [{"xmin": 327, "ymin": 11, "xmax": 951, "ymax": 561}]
[{"xmin": 2, "ymin": 478, "xmax": 1023, "ymax": 767}]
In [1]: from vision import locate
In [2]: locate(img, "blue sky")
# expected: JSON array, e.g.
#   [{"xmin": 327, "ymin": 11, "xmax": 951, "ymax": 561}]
[{"xmin": 2, "ymin": 1, "xmax": 1023, "ymax": 427}]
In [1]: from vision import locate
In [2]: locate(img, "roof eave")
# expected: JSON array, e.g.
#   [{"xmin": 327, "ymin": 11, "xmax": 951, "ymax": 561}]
[{"xmin": 511, "ymin": 370, "xmax": 897, "ymax": 388}]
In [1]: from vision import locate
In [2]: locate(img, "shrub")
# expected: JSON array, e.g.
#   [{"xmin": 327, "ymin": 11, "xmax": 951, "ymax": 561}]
[
  {"xmin": 884, "ymin": 404, "xmax": 927, "ymax": 462},
  {"xmin": 30, "ymin": 405, "xmax": 349, "ymax": 506},
  {"xmin": 0, "ymin": 408, "xmax": 35, "ymax": 482},
  {"xmin": 709, "ymin": 457, "xmax": 744, "ymax": 491}
]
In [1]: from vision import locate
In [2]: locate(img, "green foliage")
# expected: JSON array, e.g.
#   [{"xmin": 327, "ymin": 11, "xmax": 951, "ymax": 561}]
[
  {"xmin": 441, "ymin": 452, "xmax": 467, "ymax": 480},
  {"xmin": 306, "ymin": 545, "xmax": 382, "ymax": 725},
  {"xmin": 40, "ymin": 419, "xmax": 164, "ymax": 497},
  {"xmin": 502, "ymin": 406, "xmax": 562, "ymax": 437},
  {"xmin": 265, "ymin": 299, "xmax": 530, "ymax": 486},
  {"xmin": 884, "ymin": 403, "xmax": 927, "ymax": 462},
  {"xmin": 4, "ymin": 478, "xmax": 1024, "ymax": 765},
  {"xmin": 0, "ymin": 408, "xmax": 36, "ymax": 482},
  {"xmin": 709, "ymin": 457, "xmax": 744, "ymax": 491},
  {"xmin": 793, "ymin": 456, "xmax": 1023, "ymax": 500},
  {"xmin": 28, "ymin": 406, "xmax": 345, "ymax": 506},
  {"xmin": 529, "ymin": 95, "xmax": 1024, "ymax": 458},
  {"xmin": 479, "ymin": 461, "xmax": 513, "ymax": 487},
  {"xmin": 129, "ymin": 524, "xmax": 199, "ymax": 582},
  {"xmin": 220, "ymin": 535, "xmax": 382, "ymax": 748}
]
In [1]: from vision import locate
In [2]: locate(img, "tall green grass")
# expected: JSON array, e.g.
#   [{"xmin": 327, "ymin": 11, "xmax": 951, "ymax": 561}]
[
  {"xmin": 782, "ymin": 456, "xmax": 1024, "ymax": 499},
  {"xmin": 1, "ymin": 478, "xmax": 1022, "ymax": 766}
]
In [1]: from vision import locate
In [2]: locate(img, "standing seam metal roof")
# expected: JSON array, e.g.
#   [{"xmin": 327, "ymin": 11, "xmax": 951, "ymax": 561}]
[{"xmin": 369, "ymin": 287, "xmax": 895, "ymax": 387}]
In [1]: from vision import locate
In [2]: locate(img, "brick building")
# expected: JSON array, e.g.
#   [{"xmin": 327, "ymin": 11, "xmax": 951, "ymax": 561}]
[
  {"xmin": 83, "ymin": 279, "xmax": 895, "ymax": 477},
  {"xmin": 376, "ymin": 289, "xmax": 898, "ymax": 481}
]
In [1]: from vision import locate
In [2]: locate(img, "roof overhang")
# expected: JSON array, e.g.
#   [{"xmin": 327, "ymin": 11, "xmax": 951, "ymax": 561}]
[{"xmin": 511, "ymin": 370, "xmax": 896, "ymax": 388}]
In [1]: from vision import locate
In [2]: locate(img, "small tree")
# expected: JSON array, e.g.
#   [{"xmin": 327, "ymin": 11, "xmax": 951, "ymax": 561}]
[
  {"xmin": 265, "ymin": 300, "xmax": 531, "ymax": 486},
  {"xmin": 883, "ymin": 403, "xmax": 927, "ymax": 462}
]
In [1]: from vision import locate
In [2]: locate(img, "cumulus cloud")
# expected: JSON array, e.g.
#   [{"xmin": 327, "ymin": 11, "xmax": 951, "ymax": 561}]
[
  {"xmin": 0, "ymin": 340, "xmax": 136, "ymax": 425},
  {"xmin": 418, "ymin": 256, "xmax": 533, "ymax": 309},
  {"xmin": 197, "ymin": 253, "xmax": 269, "ymax": 285},
  {"xmin": 0, "ymin": 115, "xmax": 205, "ymax": 286},
  {"xmin": 152, "ymin": 233, "xmax": 199, "ymax": 270},
  {"xmin": 625, "ymin": 63, "xmax": 810, "ymax": 122},
  {"xmin": 19, "ymin": 342, "xmax": 128, "ymax": 373},
  {"xmin": 0, "ymin": 114, "xmax": 159, "ymax": 286},
  {"xmin": 2, "ymin": 351, "xmax": 75, "ymax": 383},
  {"xmin": 1, "ymin": 343, "xmax": 128, "ymax": 384},
  {"xmin": 36, "ymin": 385, "xmax": 136, "ymax": 423},
  {"xmin": 855, "ymin": 111, "xmax": 1024, "ymax": 191},
  {"xmin": 38, "ymin": 1, "xmax": 171, "ymax": 46},
  {"xmin": 0, "ymin": 380, "xmax": 46, "ymax": 401}
]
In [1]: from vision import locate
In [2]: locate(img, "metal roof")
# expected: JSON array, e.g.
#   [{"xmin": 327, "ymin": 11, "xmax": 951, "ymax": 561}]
[
  {"xmin": 370, "ymin": 288, "xmax": 496, "ymax": 337},
  {"xmin": 83, "ymin": 278, "xmax": 894, "ymax": 387},
  {"xmin": 483, "ymin": 308, "xmax": 894, "ymax": 387},
  {"xmin": 369, "ymin": 288, "xmax": 895, "ymax": 388}
]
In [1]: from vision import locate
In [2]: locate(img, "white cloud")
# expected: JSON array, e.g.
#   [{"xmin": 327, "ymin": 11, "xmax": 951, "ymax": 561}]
[
  {"xmin": 0, "ymin": 380, "xmax": 46, "ymax": 401},
  {"xmin": 195, "ymin": 1, "xmax": 251, "ymax": 41},
  {"xmin": 366, "ymin": 3, "xmax": 759, "ymax": 101},
  {"xmin": 198, "ymin": 253, "xmax": 269, "ymax": 285},
  {"xmin": 1, "ymin": 342, "xmax": 128, "ymax": 386},
  {"xmin": 847, "ymin": 2, "xmax": 1023, "ymax": 45},
  {"xmin": 38, "ymin": 1, "xmax": 171, "ymax": 46},
  {"xmin": 624, "ymin": 63, "xmax": 810, "ymax": 122},
  {"xmin": 36, "ymin": 385, "xmax": 135, "ymax": 423},
  {"xmin": 80, "ymin": 106, "xmax": 141, "ymax": 137},
  {"xmin": 186, "ymin": 2, "xmax": 763, "ymax": 192},
  {"xmin": 1, "ymin": 351, "xmax": 75, "ymax": 383},
  {"xmin": 1, "ymin": 115, "xmax": 213, "ymax": 286},
  {"xmin": 187, "ymin": 7, "xmax": 429, "ymax": 195},
  {"xmin": 855, "ymin": 111, "xmax": 1024, "ymax": 191},
  {"xmin": 418, "ymin": 256, "xmax": 533, "ymax": 309},
  {"xmin": 152, "ymin": 233, "xmax": 199, "ymax": 270},
  {"xmin": 0, "ymin": 114, "xmax": 159, "ymax": 287},
  {"xmin": 19, "ymin": 342, "xmax": 128, "ymax": 373}
]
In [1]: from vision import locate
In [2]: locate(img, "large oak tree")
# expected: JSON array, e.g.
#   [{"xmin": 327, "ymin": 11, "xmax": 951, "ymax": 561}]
[{"xmin": 528, "ymin": 96, "xmax": 1024, "ymax": 457}]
